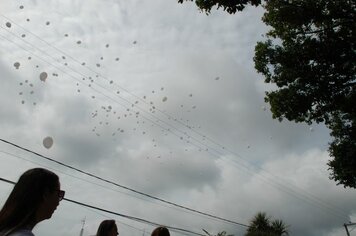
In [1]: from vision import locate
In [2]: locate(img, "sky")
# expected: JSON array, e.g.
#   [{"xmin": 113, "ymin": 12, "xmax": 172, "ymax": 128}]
[{"xmin": 0, "ymin": 1, "xmax": 355, "ymax": 236}]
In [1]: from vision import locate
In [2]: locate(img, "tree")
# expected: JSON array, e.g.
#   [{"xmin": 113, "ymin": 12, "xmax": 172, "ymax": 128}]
[
  {"xmin": 177, "ymin": 0, "xmax": 261, "ymax": 14},
  {"xmin": 178, "ymin": 0, "xmax": 356, "ymax": 188},
  {"xmin": 202, "ymin": 229, "xmax": 233, "ymax": 236},
  {"xmin": 254, "ymin": 0, "xmax": 356, "ymax": 188},
  {"xmin": 245, "ymin": 212, "xmax": 289, "ymax": 236}
]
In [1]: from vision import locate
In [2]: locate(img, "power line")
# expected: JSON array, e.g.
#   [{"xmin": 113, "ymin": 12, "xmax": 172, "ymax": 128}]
[
  {"xmin": 0, "ymin": 149, "xmax": 238, "ymax": 226},
  {"xmin": 0, "ymin": 177, "xmax": 206, "ymax": 236},
  {"xmin": 0, "ymin": 29, "xmax": 249, "ymax": 225},
  {"xmin": 0, "ymin": 26, "xmax": 212, "ymax": 155},
  {"xmin": 0, "ymin": 23, "xmax": 251, "ymax": 226},
  {"xmin": 0, "ymin": 26, "xmax": 348, "ymax": 221},
  {"xmin": 0, "ymin": 27, "xmax": 349, "ymax": 224},
  {"xmin": 0, "ymin": 138, "xmax": 249, "ymax": 228},
  {"xmin": 0, "ymin": 13, "xmax": 350, "ymax": 221},
  {"xmin": 0, "ymin": 14, "xmax": 222, "ymax": 156}
]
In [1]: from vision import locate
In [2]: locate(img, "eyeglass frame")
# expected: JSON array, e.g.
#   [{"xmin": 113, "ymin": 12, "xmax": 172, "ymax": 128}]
[{"xmin": 58, "ymin": 190, "xmax": 65, "ymax": 201}]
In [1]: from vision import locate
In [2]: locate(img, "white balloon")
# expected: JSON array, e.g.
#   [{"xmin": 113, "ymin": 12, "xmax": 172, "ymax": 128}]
[
  {"xmin": 43, "ymin": 136, "xmax": 53, "ymax": 149},
  {"xmin": 39, "ymin": 72, "xmax": 48, "ymax": 82},
  {"xmin": 14, "ymin": 62, "xmax": 20, "ymax": 69}
]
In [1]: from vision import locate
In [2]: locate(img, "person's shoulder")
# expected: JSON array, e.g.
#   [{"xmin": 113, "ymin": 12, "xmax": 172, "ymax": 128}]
[{"xmin": 7, "ymin": 229, "xmax": 35, "ymax": 236}]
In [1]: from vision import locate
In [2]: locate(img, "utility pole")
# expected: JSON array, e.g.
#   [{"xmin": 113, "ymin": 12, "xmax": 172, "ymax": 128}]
[
  {"xmin": 344, "ymin": 222, "xmax": 356, "ymax": 236},
  {"xmin": 79, "ymin": 217, "xmax": 86, "ymax": 236}
]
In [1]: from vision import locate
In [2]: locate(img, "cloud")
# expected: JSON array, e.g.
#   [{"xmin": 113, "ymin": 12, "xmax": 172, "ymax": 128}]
[{"xmin": 0, "ymin": 1, "xmax": 354, "ymax": 236}]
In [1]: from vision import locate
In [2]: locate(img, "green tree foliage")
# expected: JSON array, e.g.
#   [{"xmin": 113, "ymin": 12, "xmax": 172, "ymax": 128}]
[
  {"xmin": 215, "ymin": 231, "xmax": 233, "ymax": 236},
  {"xmin": 253, "ymin": 0, "xmax": 356, "ymax": 188},
  {"xmin": 178, "ymin": 0, "xmax": 356, "ymax": 188},
  {"xmin": 202, "ymin": 229, "xmax": 233, "ymax": 236},
  {"xmin": 245, "ymin": 212, "xmax": 289, "ymax": 236},
  {"xmin": 177, "ymin": 0, "xmax": 261, "ymax": 14}
]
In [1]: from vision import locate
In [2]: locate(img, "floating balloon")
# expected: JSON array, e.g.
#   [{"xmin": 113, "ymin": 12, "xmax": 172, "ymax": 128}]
[
  {"xmin": 39, "ymin": 72, "xmax": 48, "ymax": 82},
  {"xmin": 162, "ymin": 96, "xmax": 167, "ymax": 102},
  {"xmin": 43, "ymin": 137, "xmax": 53, "ymax": 149},
  {"xmin": 14, "ymin": 62, "xmax": 20, "ymax": 69},
  {"xmin": 5, "ymin": 22, "xmax": 11, "ymax": 28}
]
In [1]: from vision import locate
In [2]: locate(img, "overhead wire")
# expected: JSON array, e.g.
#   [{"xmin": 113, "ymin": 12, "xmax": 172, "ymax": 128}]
[
  {"xmin": 0, "ymin": 177, "xmax": 207, "ymax": 236},
  {"xmin": 0, "ymin": 28, "xmax": 252, "ymax": 226},
  {"xmin": 0, "ymin": 25, "xmax": 213, "ymax": 156},
  {"xmin": 0, "ymin": 26, "xmax": 350, "ymax": 222},
  {"xmin": 0, "ymin": 25, "xmax": 350, "ymax": 221},
  {"xmin": 0, "ymin": 13, "xmax": 350, "ymax": 221},
  {"xmin": 0, "ymin": 138, "xmax": 249, "ymax": 228},
  {"xmin": 0, "ymin": 13, "xmax": 220, "ymax": 154},
  {"xmin": 0, "ymin": 149, "xmax": 239, "ymax": 227}
]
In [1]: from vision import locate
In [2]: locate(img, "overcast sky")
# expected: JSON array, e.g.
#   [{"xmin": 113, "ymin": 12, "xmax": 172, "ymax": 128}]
[{"xmin": 0, "ymin": 1, "xmax": 355, "ymax": 236}]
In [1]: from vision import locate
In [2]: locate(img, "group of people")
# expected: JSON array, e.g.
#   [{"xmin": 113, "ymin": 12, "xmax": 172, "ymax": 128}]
[
  {"xmin": 96, "ymin": 220, "xmax": 170, "ymax": 236},
  {"xmin": 0, "ymin": 168, "xmax": 170, "ymax": 236}
]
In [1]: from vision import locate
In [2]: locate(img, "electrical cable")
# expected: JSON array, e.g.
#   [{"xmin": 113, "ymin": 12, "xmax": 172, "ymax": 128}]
[
  {"xmin": 0, "ymin": 13, "xmax": 350, "ymax": 221},
  {"xmin": 0, "ymin": 138, "xmax": 249, "ymax": 228},
  {"xmin": 0, "ymin": 28, "xmax": 349, "ymax": 221},
  {"xmin": 0, "ymin": 149, "xmax": 239, "ymax": 226},
  {"xmin": 0, "ymin": 177, "xmax": 206, "ymax": 236}
]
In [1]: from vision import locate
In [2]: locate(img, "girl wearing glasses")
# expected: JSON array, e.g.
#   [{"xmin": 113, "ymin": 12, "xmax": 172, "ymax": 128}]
[{"xmin": 0, "ymin": 168, "xmax": 64, "ymax": 236}]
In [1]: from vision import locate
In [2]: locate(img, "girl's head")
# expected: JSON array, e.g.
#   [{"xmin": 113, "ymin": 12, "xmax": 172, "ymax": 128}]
[
  {"xmin": 0, "ymin": 168, "xmax": 64, "ymax": 233},
  {"xmin": 96, "ymin": 220, "xmax": 118, "ymax": 236},
  {"xmin": 151, "ymin": 227, "xmax": 170, "ymax": 236}
]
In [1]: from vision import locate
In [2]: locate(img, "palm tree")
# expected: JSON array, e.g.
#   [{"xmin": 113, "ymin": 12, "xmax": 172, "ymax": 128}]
[
  {"xmin": 245, "ymin": 212, "xmax": 289, "ymax": 236},
  {"xmin": 202, "ymin": 230, "xmax": 233, "ymax": 236},
  {"xmin": 271, "ymin": 219, "xmax": 289, "ymax": 236}
]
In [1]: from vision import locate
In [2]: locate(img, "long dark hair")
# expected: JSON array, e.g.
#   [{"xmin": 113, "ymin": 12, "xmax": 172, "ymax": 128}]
[
  {"xmin": 151, "ymin": 226, "xmax": 170, "ymax": 236},
  {"xmin": 0, "ymin": 168, "xmax": 59, "ymax": 234},
  {"xmin": 96, "ymin": 220, "xmax": 117, "ymax": 236}
]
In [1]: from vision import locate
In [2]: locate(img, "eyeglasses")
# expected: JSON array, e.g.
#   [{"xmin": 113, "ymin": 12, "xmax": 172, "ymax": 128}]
[{"xmin": 58, "ymin": 190, "xmax": 65, "ymax": 201}]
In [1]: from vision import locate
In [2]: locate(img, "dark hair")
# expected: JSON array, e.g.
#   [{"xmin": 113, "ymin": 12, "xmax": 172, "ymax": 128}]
[
  {"xmin": 96, "ymin": 220, "xmax": 117, "ymax": 236},
  {"xmin": 151, "ymin": 226, "xmax": 170, "ymax": 236},
  {"xmin": 0, "ymin": 168, "xmax": 59, "ymax": 234}
]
